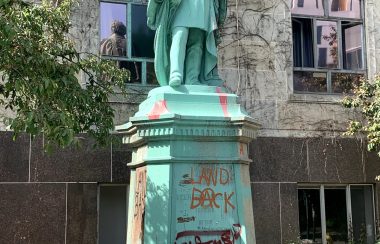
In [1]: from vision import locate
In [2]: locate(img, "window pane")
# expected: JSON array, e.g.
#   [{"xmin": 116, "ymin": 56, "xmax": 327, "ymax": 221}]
[
  {"xmin": 298, "ymin": 189, "xmax": 323, "ymax": 243},
  {"xmin": 147, "ymin": 62, "xmax": 159, "ymax": 85},
  {"xmin": 123, "ymin": 61, "xmax": 141, "ymax": 83},
  {"xmin": 291, "ymin": 0, "xmax": 324, "ymax": 16},
  {"xmin": 99, "ymin": 185, "xmax": 127, "ymax": 244},
  {"xmin": 292, "ymin": 18, "xmax": 314, "ymax": 68},
  {"xmin": 331, "ymin": 72, "xmax": 363, "ymax": 93},
  {"xmin": 294, "ymin": 71, "xmax": 327, "ymax": 92},
  {"xmin": 350, "ymin": 186, "xmax": 375, "ymax": 244},
  {"xmin": 317, "ymin": 21, "xmax": 339, "ymax": 68},
  {"xmin": 100, "ymin": 3, "xmax": 127, "ymax": 57},
  {"xmin": 131, "ymin": 5, "xmax": 155, "ymax": 58},
  {"xmin": 325, "ymin": 188, "xmax": 348, "ymax": 243},
  {"xmin": 329, "ymin": 0, "xmax": 361, "ymax": 19},
  {"xmin": 343, "ymin": 23, "xmax": 363, "ymax": 70}
]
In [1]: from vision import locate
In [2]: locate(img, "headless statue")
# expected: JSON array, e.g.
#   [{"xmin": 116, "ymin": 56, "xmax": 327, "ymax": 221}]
[{"xmin": 147, "ymin": 0, "xmax": 227, "ymax": 87}]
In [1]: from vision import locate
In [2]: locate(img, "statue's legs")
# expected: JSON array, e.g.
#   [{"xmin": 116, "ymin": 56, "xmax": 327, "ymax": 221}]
[
  {"xmin": 169, "ymin": 27, "xmax": 189, "ymax": 87},
  {"xmin": 184, "ymin": 28, "xmax": 205, "ymax": 85}
]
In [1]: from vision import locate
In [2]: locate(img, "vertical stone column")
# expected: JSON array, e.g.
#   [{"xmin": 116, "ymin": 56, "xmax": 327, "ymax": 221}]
[{"xmin": 117, "ymin": 85, "xmax": 260, "ymax": 244}]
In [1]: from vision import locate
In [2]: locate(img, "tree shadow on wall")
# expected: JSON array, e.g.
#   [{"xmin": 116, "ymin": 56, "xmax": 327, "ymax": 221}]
[{"xmin": 144, "ymin": 178, "xmax": 170, "ymax": 244}]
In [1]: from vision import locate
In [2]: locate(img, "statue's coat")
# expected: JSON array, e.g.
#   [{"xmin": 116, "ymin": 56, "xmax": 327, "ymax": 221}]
[{"xmin": 147, "ymin": 0, "xmax": 227, "ymax": 86}]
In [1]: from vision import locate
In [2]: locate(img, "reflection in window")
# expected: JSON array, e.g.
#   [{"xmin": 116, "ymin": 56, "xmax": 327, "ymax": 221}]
[
  {"xmin": 291, "ymin": 0, "xmax": 365, "ymax": 94},
  {"xmin": 147, "ymin": 62, "xmax": 159, "ymax": 85},
  {"xmin": 131, "ymin": 5, "xmax": 155, "ymax": 58},
  {"xmin": 294, "ymin": 71, "xmax": 327, "ymax": 93},
  {"xmin": 298, "ymin": 189, "xmax": 323, "ymax": 243},
  {"xmin": 293, "ymin": 18, "xmax": 314, "ymax": 68},
  {"xmin": 291, "ymin": 0, "xmax": 324, "ymax": 16},
  {"xmin": 325, "ymin": 188, "xmax": 348, "ymax": 243},
  {"xmin": 317, "ymin": 21, "xmax": 338, "ymax": 68},
  {"xmin": 329, "ymin": 0, "xmax": 361, "ymax": 19},
  {"xmin": 100, "ymin": 2, "xmax": 157, "ymax": 85},
  {"xmin": 342, "ymin": 23, "xmax": 363, "ymax": 70},
  {"xmin": 100, "ymin": 3, "xmax": 127, "ymax": 43},
  {"xmin": 350, "ymin": 186, "xmax": 375, "ymax": 244},
  {"xmin": 331, "ymin": 73, "xmax": 363, "ymax": 93}
]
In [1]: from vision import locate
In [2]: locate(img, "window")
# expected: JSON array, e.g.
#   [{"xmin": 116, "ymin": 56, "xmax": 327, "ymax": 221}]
[
  {"xmin": 100, "ymin": 1, "xmax": 158, "ymax": 85},
  {"xmin": 291, "ymin": 0, "xmax": 365, "ymax": 93},
  {"xmin": 98, "ymin": 184, "xmax": 129, "ymax": 244},
  {"xmin": 298, "ymin": 185, "xmax": 375, "ymax": 244}
]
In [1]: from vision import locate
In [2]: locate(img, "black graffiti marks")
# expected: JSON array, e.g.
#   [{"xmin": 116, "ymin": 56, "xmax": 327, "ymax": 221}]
[
  {"xmin": 177, "ymin": 216, "xmax": 196, "ymax": 223},
  {"xmin": 174, "ymin": 224, "xmax": 242, "ymax": 244}
]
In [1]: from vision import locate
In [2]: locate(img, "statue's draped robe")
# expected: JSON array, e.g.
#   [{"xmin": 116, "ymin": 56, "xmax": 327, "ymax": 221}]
[{"xmin": 147, "ymin": 0, "xmax": 226, "ymax": 86}]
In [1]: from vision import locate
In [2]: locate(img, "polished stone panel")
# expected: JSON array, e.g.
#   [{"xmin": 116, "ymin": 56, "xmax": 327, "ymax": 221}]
[
  {"xmin": 112, "ymin": 143, "xmax": 131, "ymax": 183},
  {"xmin": 280, "ymin": 183, "xmax": 299, "ymax": 243},
  {"xmin": 0, "ymin": 183, "xmax": 66, "ymax": 244},
  {"xmin": 251, "ymin": 183, "xmax": 281, "ymax": 244},
  {"xmin": 308, "ymin": 138, "xmax": 365, "ymax": 183},
  {"xmin": 30, "ymin": 135, "xmax": 111, "ymax": 182},
  {"xmin": 0, "ymin": 131, "xmax": 30, "ymax": 182},
  {"xmin": 250, "ymin": 137, "xmax": 309, "ymax": 182},
  {"xmin": 66, "ymin": 183, "xmax": 97, "ymax": 244}
]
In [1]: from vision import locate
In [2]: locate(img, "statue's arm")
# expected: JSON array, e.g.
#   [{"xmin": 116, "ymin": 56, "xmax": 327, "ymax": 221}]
[{"xmin": 147, "ymin": 0, "xmax": 163, "ymax": 29}]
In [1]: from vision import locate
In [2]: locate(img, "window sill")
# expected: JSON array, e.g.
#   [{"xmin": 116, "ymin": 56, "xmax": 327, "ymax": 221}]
[{"xmin": 289, "ymin": 93, "xmax": 346, "ymax": 104}]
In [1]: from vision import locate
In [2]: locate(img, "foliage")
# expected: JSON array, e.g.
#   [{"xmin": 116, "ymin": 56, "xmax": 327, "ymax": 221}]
[
  {"xmin": 343, "ymin": 75, "xmax": 380, "ymax": 156},
  {"xmin": 0, "ymin": 0, "xmax": 129, "ymax": 148}
]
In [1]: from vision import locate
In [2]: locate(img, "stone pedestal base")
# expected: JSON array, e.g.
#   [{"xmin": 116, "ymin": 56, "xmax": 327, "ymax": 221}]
[{"xmin": 117, "ymin": 85, "xmax": 259, "ymax": 244}]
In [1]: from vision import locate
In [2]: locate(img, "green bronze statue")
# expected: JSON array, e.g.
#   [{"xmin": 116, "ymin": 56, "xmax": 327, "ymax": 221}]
[{"xmin": 147, "ymin": 0, "xmax": 227, "ymax": 87}]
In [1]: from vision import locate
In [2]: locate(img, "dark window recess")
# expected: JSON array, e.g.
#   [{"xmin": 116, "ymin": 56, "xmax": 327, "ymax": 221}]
[
  {"xmin": 298, "ymin": 189, "xmax": 323, "ymax": 243},
  {"xmin": 99, "ymin": 185, "xmax": 128, "ymax": 244},
  {"xmin": 122, "ymin": 61, "xmax": 141, "ymax": 83},
  {"xmin": 324, "ymin": 188, "xmax": 348, "ymax": 243},
  {"xmin": 131, "ymin": 5, "xmax": 155, "ymax": 58},
  {"xmin": 297, "ymin": 0, "xmax": 304, "ymax": 7},
  {"xmin": 318, "ymin": 48, "xmax": 327, "ymax": 67},
  {"xmin": 350, "ymin": 186, "xmax": 375, "ymax": 244},
  {"xmin": 317, "ymin": 26, "xmax": 322, "ymax": 45},
  {"xmin": 294, "ymin": 71, "xmax": 327, "ymax": 93},
  {"xmin": 331, "ymin": 72, "xmax": 362, "ymax": 93},
  {"xmin": 292, "ymin": 18, "xmax": 314, "ymax": 68}
]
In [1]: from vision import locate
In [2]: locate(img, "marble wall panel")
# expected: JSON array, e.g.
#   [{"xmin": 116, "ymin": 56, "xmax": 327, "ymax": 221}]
[
  {"xmin": 250, "ymin": 137, "xmax": 309, "ymax": 182},
  {"xmin": 307, "ymin": 137, "xmax": 366, "ymax": 183},
  {"xmin": 0, "ymin": 184, "xmax": 66, "ymax": 244},
  {"xmin": 280, "ymin": 183, "xmax": 299, "ymax": 244},
  {"xmin": 30, "ymin": 135, "xmax": 111, "ymax": 182},
  {"xmin": 66, "ymin": 183, "xmax": 98, "ymax": 244},
  {"xmin": 0, "ymin": 132, "xmax": 30, "ymax": 182},
  {"xmin": 251, "ymin": 183, "xmax": 282, "ymax": 244}
]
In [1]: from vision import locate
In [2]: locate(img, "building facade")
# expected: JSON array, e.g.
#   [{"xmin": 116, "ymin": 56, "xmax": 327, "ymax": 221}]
[{"xmin": 0, "ymin": 0, "xmax": 380, "ymax": 243}]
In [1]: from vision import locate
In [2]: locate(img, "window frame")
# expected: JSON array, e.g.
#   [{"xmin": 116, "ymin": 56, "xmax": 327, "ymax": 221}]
[
  {"xmin": 99, "ymin": 0, "xmax": 156, "ymax": 86},
  {"xmin": 298, "ymin": 184, "xmax": 376, "ymax": 244},
  {"xmin": 291, "ymin": 0, "xmax": 367, "ymax": 94}
]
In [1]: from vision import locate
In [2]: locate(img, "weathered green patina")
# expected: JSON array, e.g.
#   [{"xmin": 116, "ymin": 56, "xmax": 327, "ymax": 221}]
[
  {"xmin": 147, "ymin": 0, "xmax": 226, "ymax": 87},
  {"xmin": 117, "ymin": 86, "xmax": 259, "ymax": 243}
]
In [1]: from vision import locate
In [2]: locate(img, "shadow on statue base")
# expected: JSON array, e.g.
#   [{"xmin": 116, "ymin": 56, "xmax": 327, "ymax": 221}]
[{"xmin": 116, "ymin": 85, "xmax": 260, "ymax": 244}]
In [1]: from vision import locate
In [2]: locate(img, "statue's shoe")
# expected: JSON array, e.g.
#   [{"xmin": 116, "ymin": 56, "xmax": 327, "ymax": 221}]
[{"xmin": 169, "ymin": 77, "xmax": 181, "ymax": 87}]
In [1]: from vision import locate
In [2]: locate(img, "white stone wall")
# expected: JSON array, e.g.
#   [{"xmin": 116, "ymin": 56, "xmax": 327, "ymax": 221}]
[
  {"xmin": 218, "ymin": 0, "xmax": 380, "ymax": 137},
  {"xmin": 3, "ymin": 0, "xmax": 377, "ymax": 133}
]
